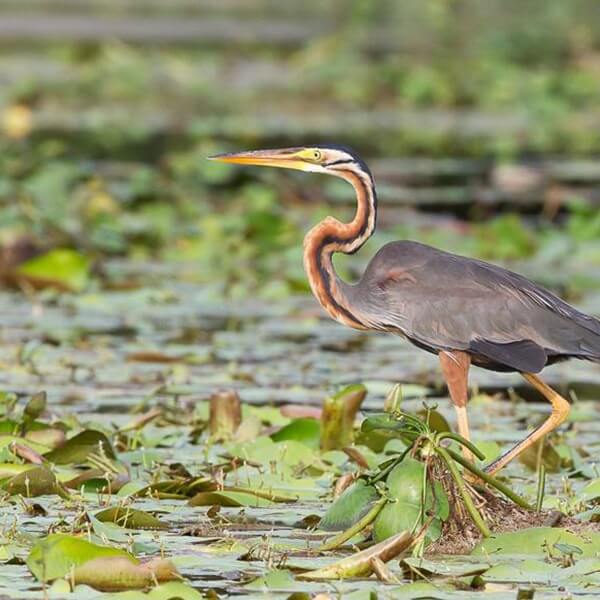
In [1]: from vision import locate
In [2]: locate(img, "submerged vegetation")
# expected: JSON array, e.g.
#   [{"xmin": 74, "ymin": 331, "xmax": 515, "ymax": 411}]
[{"xmin": 1, "ymin": 0, "xmax": 600, "ymax": 597}]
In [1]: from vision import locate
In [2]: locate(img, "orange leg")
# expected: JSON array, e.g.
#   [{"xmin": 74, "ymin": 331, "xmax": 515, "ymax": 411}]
[
  {"xmin": 439, "ymin": 350, "xmax": 472, "ymax": 460},
  {"xmin": 485, "ymin": 372, "xmax": 570, "ymax": 475}
]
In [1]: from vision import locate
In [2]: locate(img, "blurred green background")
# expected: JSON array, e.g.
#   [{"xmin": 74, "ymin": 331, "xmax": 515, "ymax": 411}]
[{"xmin": 1, "ymin": 0, "xmax": 600, "ymax": 305}]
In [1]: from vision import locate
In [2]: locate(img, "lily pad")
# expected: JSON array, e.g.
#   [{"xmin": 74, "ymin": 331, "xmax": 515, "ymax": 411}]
[
  {"xmin": 473, "ymin": 527, "xmax": 600, "ymax": 558},
  {"xmin": 27, "ymin": 533, "xmax": 132, "ymax": 582},
  {"xmin": 95, "ymin": 507, "xmax": 169, "ymax": 530},
  {"xmin": 319, "ymin": 479, "xmax": 379, "ymax": 531},
  {"xmin": 45, "ymin": 430, "xmax": 116, "ymax": 464},
  {"xmin": 15, "ymin": 248, "xmax": 91, "ymax": 293},
  {"xmin": 271, "ymin": 418, "xmax": 321, "ymax": 449},
  {"xmin": 72, "ymin": 556, "xmax": 179, "ymax": 591},
  {"xmin": 188, "ymin": 490, "xmax": 276, "ymax": 508},
  {"xmin": 1, "ymin": 465, "xmax": 62, "ymax": 497},
  {"xmin": 373, "ymin": 457, "xmax": 449, "ymax": 543}
]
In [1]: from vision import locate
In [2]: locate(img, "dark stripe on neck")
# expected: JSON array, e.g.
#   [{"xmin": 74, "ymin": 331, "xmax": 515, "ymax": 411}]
[
  {"xmin": 314, "ymin": 247, "xmax": 364, "ymax": 328},
  {"xmin": 313, "ymin": 171, "xmax": 376, "ymax": 326},
  {"xmin": 323, "ymin": 158, "xmax": 354, "ymax": 168},
  {"xmin": 331, "ymin": 171, "xmax": 376, "ymax": 255}
]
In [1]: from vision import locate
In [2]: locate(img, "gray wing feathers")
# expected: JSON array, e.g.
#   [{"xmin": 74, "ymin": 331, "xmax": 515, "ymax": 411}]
[
  {"xmin": 469, "ymin": 339, "xmax": 547, "ymax": 373},
  {"xmin": 357, "ymin": 241, "xmax": 600, "ymax": 367}
]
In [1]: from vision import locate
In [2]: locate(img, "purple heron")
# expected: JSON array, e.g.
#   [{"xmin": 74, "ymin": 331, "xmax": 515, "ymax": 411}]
[{"xmin": 209, "ymin": 145, "xmax": 600, "ymax": 474}]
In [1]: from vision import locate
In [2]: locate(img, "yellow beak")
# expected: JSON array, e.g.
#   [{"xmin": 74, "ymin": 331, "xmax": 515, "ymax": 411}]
[{"xmin": 208, "ymin": 148, "xmax": 312, "ymax": 172}]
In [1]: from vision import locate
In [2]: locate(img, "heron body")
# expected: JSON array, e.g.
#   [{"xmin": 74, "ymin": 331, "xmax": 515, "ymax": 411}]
[
  {"xmin": 210, "ymin": 145, "xmax": 600, "ymax": 473},
  {"xmin": 346, "ymin": 241, "xmax": 600, "ymax": 372}
]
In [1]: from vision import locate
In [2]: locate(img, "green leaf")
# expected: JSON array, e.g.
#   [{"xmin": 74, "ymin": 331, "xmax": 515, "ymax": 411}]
[
  {"xmin": 473, "ymin": 527, "xmax": 600, "ymax": 557},
  {"xmin": 0, "ymin": 463, "xmax": 37, "ymax": 478},
  {"xmin": 72, "ymin": 556, "xmax": 179, "ymax": 591},
  {"xmin": 578, "ymin": 478, "xmax": 600, "ymax": 503},
  {"xmin": 188, "ymin": 490, "xmax": 275, "ymax": 508},
  {"xmin": 554, "ymin": 542, "xmax": 584, "ymax": 556},
  {"xmin": 0, "ymin": 419, "xmax": 19, "ymax": 434},
  {"xmin": 245, "ymin": 569, "xmax": 296, "ymax": 590},
  {"xmin": 24, "ymin": 392, "xmax": 47, "ymax": 420},
  {"xmin": 360, "ymin": 413, "xmax": 415, "ymax": 436},
  {"xmin": 89, "ymin": 515, "xmax": 130, "ymax": 543},
  {"xmin": 145, "ymin": 582, "xmax": 204, "ymax": 600},
  {"xmin": 271, "ymin": 418, "xmax": 321, "ymax": 449},
  {"xmin": 45, "ymin": 429, "xmax": 116, "ymax": 464},
  {"xmin": 373, "ymin": 458, "xmax": 448, "ymax": 543},
  {"xmin": 1, "ymin": 465, "xmax": 60, "ymax": 497},
  {"xmin": 0, "ymin": 435, "xmax": 51, "ymax": 454},
  {"xmin": 102, "ymin": 582, "xmax": 203, "ymax": 600},
  {"xmin": 95, "ymin": 507, "xmax": 169, "ymax": 530},
  {"xmin": 319, "ymin": 479, "xmax": 379, "ymax": 531},
  {"xmin": 482, "ymin": 559, "xmax": 560, "ymax": 584},
  {"xmin": 27, "ymin": 533, "xmax": 132, "ymax": 582},
  {"xmin": 518, "ymin": 439, "xmax": 563, "ymax": 473},
  {"xmin": 417, "ymin": 408, "xmax": 450, "ymax": 433},
  {"xmin": 16, "ymin": 249, "xmax": 91, "ymax": 293},
  {"xmin": 320, "ymin": 384, "xmax": 366, "ymax": 451},
  {"xmin": 402, "ymin": 556, "xmax": 491, "ymax": 577}
]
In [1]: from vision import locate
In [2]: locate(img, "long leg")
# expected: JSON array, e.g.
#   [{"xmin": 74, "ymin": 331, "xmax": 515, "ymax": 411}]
[
  {"xmin": 485, "ymin": 372, "xmax": 570, "ymax": 475},
  {"xmin": 439, "ymin": 351, "xmax": 472, "ymax": 460}
]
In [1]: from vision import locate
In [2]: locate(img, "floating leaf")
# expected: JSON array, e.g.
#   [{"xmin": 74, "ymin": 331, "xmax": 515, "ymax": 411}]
[
  {"xmin": 482, "ymin": 559, "xmax": 560, "ymax": 584},
  {"xmin": 0, "ymin": 463, "xmax": 33, "ymax": 479},
  {"xmin": 1, "ymin": 465, "xmax": 65, "ymax": 498},
  {"xmin": 27, "ymin": 534, "xmax": 132, "ymax": 582},
  {"xmin": 402, "ymin": 556, "xmax": 491, "ymax": 578},
  {"xmin": 271, "ymin": 418, "xmax": 321, "ymax": 449},
  {"xmin": 319, "ymin": 479, "xmax": 379, "ymax": 532},
  {"xmin": 244, "ymin": 569, "xmax": 297, "ymax": 590},
  {"xmin": 188, "ymin": 490, "xmax": 275, "ymax": 508},
  {"xmin": 555, "ymin": 542, "xmax": 584, "ymax": 556},
  {"xmin": 101, "ymin": 582, "xmax": 203, "ymax": 600},
  {"xmin": 473, "ymin": 528, "xmax": 600, "ymax": 558},
  {"xmin": 65, "ymin": 468, "xmax": 129, "ymax": 493},
  {"xmin": 95, "ymin": 507, "xmax": 169, "ymax": 530},
  {"xmin": 15, "ymin": 249, "xmax": 91, "ymax": 293},
  {"xmin": 45, "ymin": 430, "xmax": 116, "ymax": 464},
  {"xmin": 144, "ymin": 582, "xmax": 203, "ymax": 600},
  {"xmin": 72, "ymin": 556, "xmax": 179, "ymax": 591},
  {"xmin": 577, "ymin": 478, "xmax": 600, "ymax": 503}
]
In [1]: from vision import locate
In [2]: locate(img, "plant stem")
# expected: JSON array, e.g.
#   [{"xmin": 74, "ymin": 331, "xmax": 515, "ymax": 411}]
[
  {"xmin": 536, "ymin": 464, "xmax": 546, "ymax": 512},
  {"xmin": 370, "ymin": 446, "xmax": 413, "ymax": 485},
  {"xmin": 318, "ymin": 498, "xmax": 387, "ymax": 552},
  {"xmin": 435, "ymin": 446, "xmax": 491, "ymax": 538},
  {"xmin": 446, "ymin": 448, "xmax": 533, "ymax": 510},
  {"xmin": 436, "ymin": 432, "xmax": 486, "ymax": 460}
]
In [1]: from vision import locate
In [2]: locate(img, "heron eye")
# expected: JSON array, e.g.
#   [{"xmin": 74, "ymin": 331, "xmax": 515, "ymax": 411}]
[{"xmin": 313, "ymin": 150, "xmax": 322, "ymax": 161}]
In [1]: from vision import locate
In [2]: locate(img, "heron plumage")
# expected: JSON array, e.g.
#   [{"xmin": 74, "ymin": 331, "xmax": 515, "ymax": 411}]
[
  {"xmin": 351, "ymin": 240, "xmax": 600, "ymax": 372},
  {"xmin": 209, "ymin": 143, "xmax": 592, "ymax": 473}
]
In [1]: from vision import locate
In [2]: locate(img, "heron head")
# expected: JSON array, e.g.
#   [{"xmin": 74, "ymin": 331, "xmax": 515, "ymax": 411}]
[{"xmin": 208, "ymin": 144, "xmax": 370, "ymax": 177}]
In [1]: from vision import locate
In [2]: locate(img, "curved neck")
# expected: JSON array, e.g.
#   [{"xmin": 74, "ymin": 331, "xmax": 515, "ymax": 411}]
[{"xmin": 302, "ymin": 168, "xmax": 377, "ymax": 330}]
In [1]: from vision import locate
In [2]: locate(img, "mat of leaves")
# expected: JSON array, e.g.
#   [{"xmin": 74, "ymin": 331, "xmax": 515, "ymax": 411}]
[{"xmin": 1, "ymin": 261, "xmax": 600, "ymax": 599}]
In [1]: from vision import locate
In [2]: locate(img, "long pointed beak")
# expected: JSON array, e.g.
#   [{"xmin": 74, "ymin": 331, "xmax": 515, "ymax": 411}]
[{"xmin": 207, "ymin": 148, "xmax": 309, "ymax": 171}]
